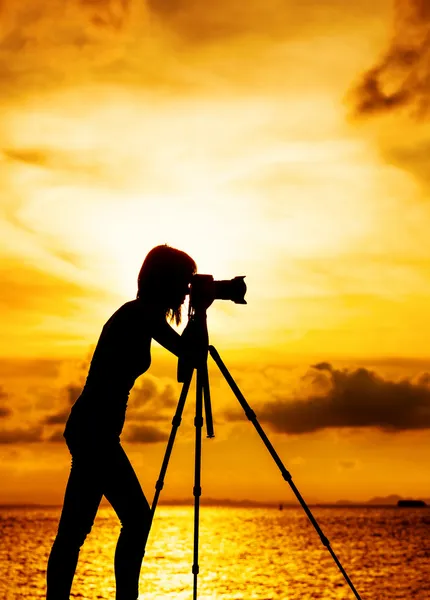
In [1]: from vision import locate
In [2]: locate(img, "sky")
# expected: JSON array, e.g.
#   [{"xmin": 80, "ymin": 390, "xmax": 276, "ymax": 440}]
[{"xmin": 1, "ymin": 0, "xmax": 430, "ymax": 505}]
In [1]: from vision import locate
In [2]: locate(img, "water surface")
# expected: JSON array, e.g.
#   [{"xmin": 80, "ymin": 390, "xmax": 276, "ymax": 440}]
[{"xmin": 0, "ymin": 505, "xmax": 428, "ymax": 599}]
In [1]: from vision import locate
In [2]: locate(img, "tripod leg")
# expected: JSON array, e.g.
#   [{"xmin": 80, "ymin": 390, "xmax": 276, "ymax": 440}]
[
  {"xmin": 150, "ymin": 368, "xmax": 193, "ymax": 522},
  {"xmin": 201, "ymin": 362, "xmax": 214, "ymax": 439},
  {"xmin": 209, "ymin": 345, "xmax": 363, "ymax": 600},
  {"xmin": 192, "ymin": 367, "xmax": 204, "ymax": 600}
]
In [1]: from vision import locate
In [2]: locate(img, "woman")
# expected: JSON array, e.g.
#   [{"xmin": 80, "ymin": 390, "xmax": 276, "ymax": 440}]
[{"xmin": 46, "ymin": 244, "xmax": 197, "ymax": 600}]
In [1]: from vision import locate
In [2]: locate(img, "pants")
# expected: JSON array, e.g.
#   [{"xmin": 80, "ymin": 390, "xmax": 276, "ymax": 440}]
[{"xmin": 46, "ymin": 440, "xmax": 151, "ymax": 600}]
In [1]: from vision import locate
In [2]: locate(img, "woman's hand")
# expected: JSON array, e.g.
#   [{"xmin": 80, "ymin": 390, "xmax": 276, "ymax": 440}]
[{"xmin": 177, "ymin": 316, "xmax": 209, "ymax": 382}]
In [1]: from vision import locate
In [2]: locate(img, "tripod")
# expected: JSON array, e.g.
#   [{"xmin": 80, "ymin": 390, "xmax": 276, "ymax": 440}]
[{"xmin": 148, "ymin": 308, "xmax": 363, "ymax": 600}]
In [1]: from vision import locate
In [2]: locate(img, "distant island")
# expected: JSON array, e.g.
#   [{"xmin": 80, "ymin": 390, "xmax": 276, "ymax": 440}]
[
  {"xmin": 365, "ymin": 495, "xmax": 429, "ymax": 507},
  {"xmin": 334, "ymin": 494, "xmax": 430, "ymax": 507},
  {"xmin": 397, "ymin": 499, "xmax": 427, "ymax": 508}
]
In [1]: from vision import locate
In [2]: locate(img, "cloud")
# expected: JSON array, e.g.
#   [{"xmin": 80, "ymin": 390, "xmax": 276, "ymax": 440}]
[
  {"xmin": 127, "ymin": 375, "xmax": 178, "ymax": 417},
  {"xmin": 246, "ymin": 363, "xmax": 430, "ymax": 434},
  {"xmin": 0, "ymin": 0, "xmax": 145, "ymax": 95},
  {"xmin": 3, "ymin": 148, "xmax": 51, "ymax": 167},
  {"xmin": 0, "ymin": 386, "xmax": 12, "ymax": 418},
  {"xmin": 43, "ymin": 409, "xmax": 70, "ymax": 425},
  {"xmin": 146, "ymin": 0, "xmax": 296, "ymax": 44},
  {"xmin": 0, "ymin": 358, "xmax": 62, "ymax": 379},
  {"xmin": 0, "ymin": 360, "xmax": 182, "ymax": 446},
  {"xmin": 0, "ymin": 260, "xmax": 90, "ymax": 312},
  {"xmin": 2, "ymin": 147, "xmax": 110, "ymax": 183},
  {"xmin": 66, "ymin": 385, "xmax": 82, "ymax": 405},
  {"xmin": 350, "ymin": 0, "xmax": 430, "ymax": 118},
  {"xmin": 39, "ymin": 375, "xmax": 178, "ymax": 443},
  {"xmin": 382, "ymin": 139, "xmax": 430, "ymax": 184},
  {"xmin": 130, "ymin": 376, "xmax": 159, "ymax": 407},
  {"xmin": 122, "ymin": 423, "xmax": 168, "ymax": 443},
  {"xmin": 79, "ymin": 0, "xmax": 132, "ymax": 31},
  {"xmin": 338, "ymin": 459, "xmax": 359, "ymax": 470},
  {"xmin": 0, "ymin": 0, "xmax": 375, "ymax": 99},
  {"xmin": 46, "ymin": 429, "xmax": 65, "ymax": 443},
  {"xmin": 0, "ymin": 257, "xmax": 113, "ymax": 356},
  {"xmin": 0, "ymin": 426, "xmax": 43, "ymax": 444},
  {"xmin": 40, "ymin": 382, "xmax": 82, "ymax": 429}
]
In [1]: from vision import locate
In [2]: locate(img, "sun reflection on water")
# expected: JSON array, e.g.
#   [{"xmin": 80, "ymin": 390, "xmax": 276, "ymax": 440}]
[{"xmin": 0, "ymin": 506, "xmax": 428, "ymax": 599}]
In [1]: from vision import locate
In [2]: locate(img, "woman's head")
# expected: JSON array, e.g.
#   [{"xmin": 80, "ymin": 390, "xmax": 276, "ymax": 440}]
[{"xmin": 137, "ymin": 244, "xmax": 197, "ymax": 324}]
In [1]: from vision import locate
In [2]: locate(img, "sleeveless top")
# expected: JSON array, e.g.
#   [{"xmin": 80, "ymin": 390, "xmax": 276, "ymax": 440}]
[{"xmin": 64, "ymin": 300, "xmax": 152, "ymax": 445}]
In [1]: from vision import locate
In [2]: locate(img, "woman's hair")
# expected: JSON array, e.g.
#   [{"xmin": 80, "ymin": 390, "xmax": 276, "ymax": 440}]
[{"xmin": 137, "ymin": 244, "xmax": 197, "ymax": 325}]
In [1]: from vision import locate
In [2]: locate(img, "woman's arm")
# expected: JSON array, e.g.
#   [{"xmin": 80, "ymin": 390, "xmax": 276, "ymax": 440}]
[
  {"xmin": 151, "ymin": 313, "xmax": 208, "ymax": 359},
  {"xmin": 151, "ymin": 317, "xmax": 182, "ymax": 356}
]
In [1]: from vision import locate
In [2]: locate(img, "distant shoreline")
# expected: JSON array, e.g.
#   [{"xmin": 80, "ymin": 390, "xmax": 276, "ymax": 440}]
[{"xmin": 1, "ymin": 498, "xmax": 428, "ymax": 509}]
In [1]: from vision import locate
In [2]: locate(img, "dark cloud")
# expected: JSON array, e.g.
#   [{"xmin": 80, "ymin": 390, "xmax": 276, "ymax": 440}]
[
  {"xmin": 312, "ymin": 361, "xmax": 332, "ymax": 372},
  {"xmin": 43, "ymin": 409, "xmax": 69, "ymax": 425},
  {"xmin": 39, "ymin": 383, "xmax": 79, "ymax": 428},
  {"xmin": 350, "ymin": 0, "xmax": 430, "ymax": 118},
  {"xmin": 159, "ymin": 383, "xmax": 177, "ymax": 407},
  {"xmin": 382, "ymin": 139, "xmax": 430, "ymax": 184},
  {"xmin": 0, "ymin": 386, "xmax": 11, "ymax": 418},
  {"xmin": 0, "ymin": 358, "xmax": 62, "ymax": 379},
  {"xmin": 0, "ymin": 426, "xmax": 43, "ymax": 444},
  {"xmin": 131, "ymin": 378, "xmax": 159, "ymax": 407},
  {"xmin": 338, "ymin": 460, "xmax": 358, "ymax": 470},
  {"xmin": 146, "ymin": 0, "xmax": 291, "ymax": 43},
  {"xmin": 46, "ymin": 429, "xmax": 65, "ymax": 443},
  {"xmin": 128, "ymin": 377, "xmax": 178, "ymax": 415},
  {"xmin": 3, "ymin": 148, "xmax": 50, "ymax": 167},
  {"xmin": 243, "ymin": 363, "xmax": 430, "ymax": 434},
  {"xmin": 40, "ymin": 376, "xmax": 175, "ymax": 440},
  {"xmin": 2, "ymin": 147, "xmax": 109, "ymax": 181},
  {"xmin": 122, "ymin": 423, "xmax": 168, "ymax": 443},
  {"xmin": 66, "ymin": 385, "xmax": 81, "ymax": 405},
  {"xmin": 42, "ymin": 383, "xmax": 80, "ymax": 425},
  {"xmin": 79, "ymin": 0, "xmax": 132, "ymax": 31},
  {"xmin": 147, "ymin": 0, "xmax": 382, "ymax": 46}
]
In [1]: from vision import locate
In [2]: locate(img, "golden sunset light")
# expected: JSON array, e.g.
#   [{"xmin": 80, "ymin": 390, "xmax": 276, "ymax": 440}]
[{"xmin": 1, "ymin": 0, "xmax": 430, "ymax": 525}]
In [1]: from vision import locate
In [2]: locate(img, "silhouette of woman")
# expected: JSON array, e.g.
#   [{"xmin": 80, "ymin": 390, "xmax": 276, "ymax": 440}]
[{"xmin": 46, "ymin": 244, "xmax": 197, "ymax": 600}]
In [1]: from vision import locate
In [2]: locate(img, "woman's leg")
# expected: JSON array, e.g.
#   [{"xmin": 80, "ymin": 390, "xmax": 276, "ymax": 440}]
[
  {"xmin": 46, "ymin": 453, "xmax": 104, "ymax": 600},
  {"xmin": 103, "ymin": 445, "xmax": 151, "ymax": 600}
]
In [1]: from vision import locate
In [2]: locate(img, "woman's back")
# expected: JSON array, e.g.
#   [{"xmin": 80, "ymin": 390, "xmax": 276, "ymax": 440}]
[{"xmin": 64, "ymin": 300, "xmax": 152, "ymax": 443}]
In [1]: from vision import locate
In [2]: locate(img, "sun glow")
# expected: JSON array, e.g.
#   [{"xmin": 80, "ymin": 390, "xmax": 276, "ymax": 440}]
[
  {"xmin": 4, "ymin": 81, "xmax": 428, "ymax": 361},
  {"xmin": 4, "ymin": 87, "xmax": 384, "ymax": 301}
]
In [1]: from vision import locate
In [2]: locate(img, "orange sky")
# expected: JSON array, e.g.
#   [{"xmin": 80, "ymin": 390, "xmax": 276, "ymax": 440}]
[{"xmin": 1, "ymin": 0, "xmax": 429, "ymax": 505}]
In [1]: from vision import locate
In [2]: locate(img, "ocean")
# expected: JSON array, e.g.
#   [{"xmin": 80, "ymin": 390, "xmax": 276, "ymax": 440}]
[{"xmin": 0, "ymin": 505, "xmax": 428, "ymax": 599}]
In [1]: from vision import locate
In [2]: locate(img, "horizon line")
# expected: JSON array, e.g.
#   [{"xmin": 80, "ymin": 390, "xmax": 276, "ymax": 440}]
[{"xmin": 1, "ymin": 495, "xmax": 428, "ymax": 509}]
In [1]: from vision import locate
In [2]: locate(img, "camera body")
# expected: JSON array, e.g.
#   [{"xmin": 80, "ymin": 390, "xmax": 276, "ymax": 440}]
[
  {"xmin": 188, "ymin": 274, "xmax": 247, "ymax": 310},
  {"xmin": 178, "ymin": 274, "xmax": 246, "ymax": 382}
]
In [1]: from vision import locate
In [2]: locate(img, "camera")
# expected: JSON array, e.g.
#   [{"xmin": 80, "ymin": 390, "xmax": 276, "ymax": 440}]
[{"xmin": 188, "ymin": 274, "xmax": 247, "ymax": 309}]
